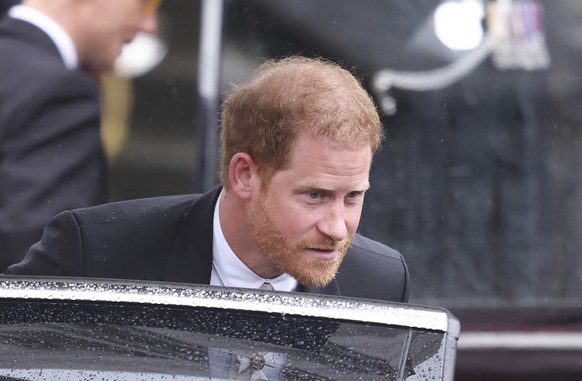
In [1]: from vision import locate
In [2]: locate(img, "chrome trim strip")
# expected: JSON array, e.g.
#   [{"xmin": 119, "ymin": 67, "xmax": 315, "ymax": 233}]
[{"xmin": 0, "ymin": 277, "xmax": 452, "ymax": 332}]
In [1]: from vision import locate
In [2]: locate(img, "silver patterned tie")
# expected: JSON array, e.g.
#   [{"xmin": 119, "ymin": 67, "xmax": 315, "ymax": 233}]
[{"xmin": 259, "ymin": 282, "xmax": 274, "ymax": 291}]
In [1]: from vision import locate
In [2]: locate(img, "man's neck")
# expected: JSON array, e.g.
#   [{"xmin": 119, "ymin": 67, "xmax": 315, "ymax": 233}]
[
  {"xmin": 218, "ymin": 191, "xmax": 273, "ymax": 276},
  {"xmin": 212, "ymin": 190, "xmax": 297, "ymax": 291}
]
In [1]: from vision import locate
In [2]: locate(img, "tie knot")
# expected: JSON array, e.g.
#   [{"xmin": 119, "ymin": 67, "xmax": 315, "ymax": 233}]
[{"xmin": 259, "ymin": 282, "xmax": 274, "ymax": 291}]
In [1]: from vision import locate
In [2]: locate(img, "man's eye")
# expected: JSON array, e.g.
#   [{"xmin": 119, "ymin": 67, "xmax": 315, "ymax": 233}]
[
  {"xmin": 346, "ymin": 191, "xmax": 364, "ymax": 201},
  {"xmin": 308, "ymin": 191, "xmax": 321, "ymax": 199}
]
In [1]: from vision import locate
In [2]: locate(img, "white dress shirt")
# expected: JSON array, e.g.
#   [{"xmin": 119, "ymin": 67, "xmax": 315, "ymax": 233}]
[
  {"xmin": 9, "ymin": 5, "xmax": 78, "ymax": 69},
  {"xmin": 210, "ymin": 191, "xmax": 298, "ymax": 291}
]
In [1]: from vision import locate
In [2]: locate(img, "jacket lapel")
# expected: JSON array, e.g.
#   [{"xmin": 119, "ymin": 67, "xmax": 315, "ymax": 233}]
[{"xmin": 160, "ymin": 186, "xmax": 222, "ymax": 284}]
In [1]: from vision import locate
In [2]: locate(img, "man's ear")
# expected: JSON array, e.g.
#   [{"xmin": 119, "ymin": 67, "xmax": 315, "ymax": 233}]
[{"xmin": 228, "ymin": 152, "xmax": 256, "ymax": 200}]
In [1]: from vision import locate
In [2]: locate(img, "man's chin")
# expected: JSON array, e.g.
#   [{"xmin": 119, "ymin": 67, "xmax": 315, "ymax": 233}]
[
  {"xmin": 291, "ymin": 260, "xmax": 341, "ymax": 288},
  {"xmin": 296, "ymin": 275, "xmax": 335, "ymax": 288}
]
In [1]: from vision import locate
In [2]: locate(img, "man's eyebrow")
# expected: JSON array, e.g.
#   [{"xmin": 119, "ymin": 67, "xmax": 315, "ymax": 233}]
[
  {"xmin": 356, "ymin": 182, "xmax": 371, "ymax": 192},
  {"xmin": 302, "ymin": 181, "xmax": 371, "ymax": 192}
]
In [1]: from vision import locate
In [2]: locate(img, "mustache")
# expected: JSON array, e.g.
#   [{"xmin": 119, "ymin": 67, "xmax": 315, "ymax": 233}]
[{"xmin": 300, "ymin": 235, "xmax": 353, "ymax": 251}]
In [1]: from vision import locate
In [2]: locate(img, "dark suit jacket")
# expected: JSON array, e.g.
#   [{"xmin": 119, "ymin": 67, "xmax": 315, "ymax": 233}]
[
  {"xmin": 0, "ymin": 17, "xmax": 107, "ymax": 270},
  {"xmin": 0, "ymin": 2, "xmax": 19, "ymax": 19},
  {"xmin": 6, "ymin": 187, "xmax": 410, "ymax": 302}
]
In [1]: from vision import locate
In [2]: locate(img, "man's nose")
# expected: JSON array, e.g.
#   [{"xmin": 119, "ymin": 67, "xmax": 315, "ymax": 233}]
[
  {"xmin": 317, "ymin": 204, "xmax": 348, "ymax": 242},
  {"xmin": 140, "ymin": 13, "xmax": 159, "ymax": 35}
]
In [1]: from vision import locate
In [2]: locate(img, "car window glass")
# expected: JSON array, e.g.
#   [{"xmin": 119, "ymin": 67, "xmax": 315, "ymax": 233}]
[{"xmin": 0, "ymin": 300, "xmax": 449, "ymax": 380}]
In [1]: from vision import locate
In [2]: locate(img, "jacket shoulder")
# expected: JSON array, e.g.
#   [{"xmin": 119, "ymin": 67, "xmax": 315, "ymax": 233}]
[
  {"xmin": 350, "ymin": 234, "xmax": 404, "ymax": 261},
  {"xmin": 336, "ymin": 234, "xmax": 410, "ymax": 302},
  {"xmin": 70, "ymin": 194, "xmax": 198, "ymax": 224},
  {"xmin": 58, "ymin": 194, "xmax": 202, "ymax": 279},
  {"xmin": 6, "ymin": 190, "xmax": 220, "ymax": 280}
]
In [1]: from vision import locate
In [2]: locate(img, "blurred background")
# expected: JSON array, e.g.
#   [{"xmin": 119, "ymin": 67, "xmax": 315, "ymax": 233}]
[
  {"xmin": 108, "ymin": 0, "xmax": 580, "ymax": 307},
  {"xmin": 102, "ymin": 1, "xmax": 581, "ymax": 378}
]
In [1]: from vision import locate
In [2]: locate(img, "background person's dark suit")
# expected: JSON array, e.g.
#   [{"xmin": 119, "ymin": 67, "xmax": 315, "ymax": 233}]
[
  {"xmin": 6, "ymin": 186, "xmax": 410, "ymax": 302},
  {"xmin": 0, "ymin": 1, "xmax": 19, "ymax": 19},
  {"xmin": 0, "ymin": 16, "xmax": 107, "ymax": 271}
]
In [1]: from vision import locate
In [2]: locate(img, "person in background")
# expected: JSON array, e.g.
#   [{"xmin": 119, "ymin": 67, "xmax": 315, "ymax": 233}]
[
  {"xmin": 0, "ymin": 0, "xmax": 161, "ymax": 271},
  {"xmin": 6, "ymin": 56, "xmax": 410, "ymax": 303}
]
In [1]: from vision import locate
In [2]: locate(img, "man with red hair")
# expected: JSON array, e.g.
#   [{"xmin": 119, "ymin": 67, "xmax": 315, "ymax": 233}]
[{"xmin": 7, "ymin": 56, "xmax": 409, "ymax": 303}]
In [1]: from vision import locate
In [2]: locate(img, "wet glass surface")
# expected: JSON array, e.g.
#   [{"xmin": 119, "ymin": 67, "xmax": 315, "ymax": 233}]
[{"xmin": 0, "ymin": 300, "xmax": 448, "ymax": 380}]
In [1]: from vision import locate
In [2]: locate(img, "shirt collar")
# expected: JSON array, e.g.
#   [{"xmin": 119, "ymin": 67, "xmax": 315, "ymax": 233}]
[
  {"xmin": 211, "ymin": 190, "xmax": 298, "ymax": 292},
  {"xmin": 9, "ymin": 5, "xmax": 78, "ymax": 69}
]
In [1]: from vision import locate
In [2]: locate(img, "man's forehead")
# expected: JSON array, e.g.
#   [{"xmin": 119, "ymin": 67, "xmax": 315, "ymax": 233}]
[{"xmin": 296, "ymin": 128, "xmax": 373, "ymax": 150}]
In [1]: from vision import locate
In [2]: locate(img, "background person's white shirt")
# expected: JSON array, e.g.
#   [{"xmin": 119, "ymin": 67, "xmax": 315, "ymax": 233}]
[{"xmin": 9, "ymin": 5, "xmax": 78, "ymax": 69}]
